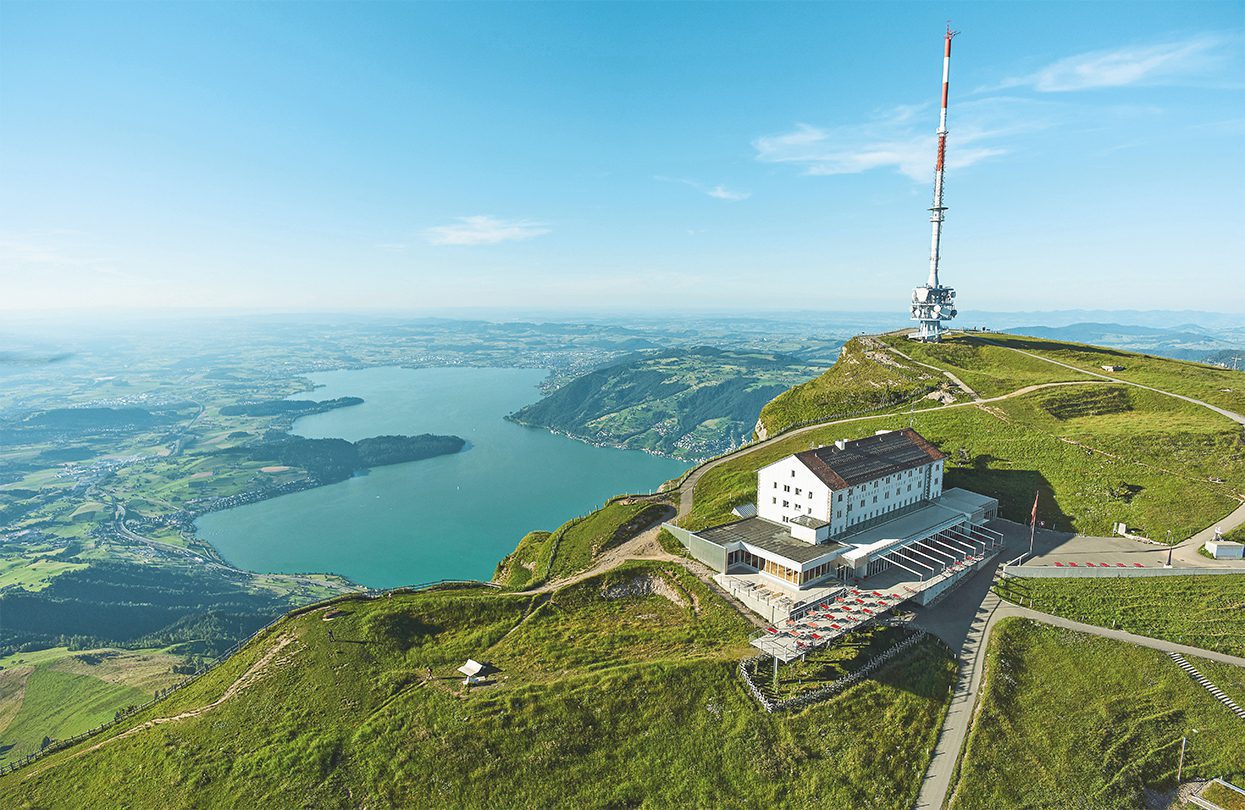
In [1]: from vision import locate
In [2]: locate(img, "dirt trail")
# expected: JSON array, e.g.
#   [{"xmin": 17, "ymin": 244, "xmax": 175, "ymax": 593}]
[
  {"xmin": 21, "ymin": 635, "xmax": 298, "ymax": 781},
  {"xmin": 530, "ymin": 526, "xmax": 684, "ymax": 594}
]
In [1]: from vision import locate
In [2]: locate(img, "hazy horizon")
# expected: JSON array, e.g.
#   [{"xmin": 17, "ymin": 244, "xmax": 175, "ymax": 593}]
[{"xmin": 3, "ymin": 1, "xmax": 1243, "ymax": 314}]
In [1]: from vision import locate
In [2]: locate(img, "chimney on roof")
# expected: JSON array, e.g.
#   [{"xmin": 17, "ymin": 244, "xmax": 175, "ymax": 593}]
[{"xmin": 834, "ymin": 439, "xmax": 847, "ymax": 450}]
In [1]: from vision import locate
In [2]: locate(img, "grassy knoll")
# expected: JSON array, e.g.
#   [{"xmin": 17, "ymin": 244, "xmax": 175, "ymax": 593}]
[
  {"xmin": 877, "ymin": 333, "xmax": 1095, "ymax": 398},
  {"xmin": 686, "ymin": 383, "xmax": 1245, "ymax": 540},
  {"xmin": 950, "ymin": 619, "xmax": 1245, "ymax": 810},
  {"xmin": 6, "ymin": 564, "xmax": 953, "ymax": 808},
  {"xmin": 494, "ymin": 500, "xmax": 670, "ymax": 588},
  {"xmin": 757, "ymin": 336, "xmax": 943, "ymax": 436},
  {"xmin": 995, "ymin": 575, "xmax": 1245, "ymax": 657},
  {"xmin": 966, "ymin": 333, "xmax": 1245, "ymax": 415}
]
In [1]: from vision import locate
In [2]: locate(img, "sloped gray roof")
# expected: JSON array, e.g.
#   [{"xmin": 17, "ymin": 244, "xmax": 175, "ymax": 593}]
[{"xmin": 795, "ymin": 428, "xmax": 944, "ymax": 489}]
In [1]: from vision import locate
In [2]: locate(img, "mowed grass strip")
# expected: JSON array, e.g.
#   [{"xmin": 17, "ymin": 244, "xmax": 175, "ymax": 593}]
[
  {"xmin": 7, "ymin": 563, "xmax": 954, "ymax": 809},
  {"xmin": 950, "ymin": 619, "xmax": 1245, "ymax": 810},
  {"xmin": 995, "ymin": 575, "xmax": 1245, "ymax": 657}
]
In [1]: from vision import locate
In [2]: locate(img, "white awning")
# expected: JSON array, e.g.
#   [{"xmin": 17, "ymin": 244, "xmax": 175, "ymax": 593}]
[{"xmin": 457, "ymin": 659, "xmax": 485, "ymax": 677}]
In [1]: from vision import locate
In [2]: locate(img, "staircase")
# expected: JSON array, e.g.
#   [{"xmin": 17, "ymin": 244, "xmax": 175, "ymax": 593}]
[{"xmin": 1169, "ymin": 652, "xmax": 1245, "ymax": 721}]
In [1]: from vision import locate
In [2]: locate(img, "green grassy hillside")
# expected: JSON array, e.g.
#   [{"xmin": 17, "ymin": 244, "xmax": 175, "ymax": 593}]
[
  {"xmin": 512, "ymin": 347, "xmax": 827, "ymax": 459},
  {"xmin": 994, "ymin": 575, "xmax": 1245, "ymax": 656},
  {"xmin": 493, "ymin": 500, "xmax": 672, "ymax": 589},
  {"xmin": 757, "ymin": 336, "xmax": 946, "ymax": 436},
  {"xmin": 0, "ymin": 647, "xmax": 181, "ymax": 765},
  {"xmin": 950, "ymin": 619, "xmax": 1245, "ymax": 809},
  {"xmin": 690, "ymin": 377, "xmax": 1245, "ymax": 540},
  {"xmin": 5, "ymin": 565, "xmax": 954, "ymax": 808},
  {"xmin": 760, "ymin": 332, "xmax": 1244, "ymax": 440}
]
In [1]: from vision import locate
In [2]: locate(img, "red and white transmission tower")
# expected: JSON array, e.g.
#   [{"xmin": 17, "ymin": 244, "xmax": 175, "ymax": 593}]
[{"xmin": 910, "ymin": 25, "xmax": 960, "ymax": 342}]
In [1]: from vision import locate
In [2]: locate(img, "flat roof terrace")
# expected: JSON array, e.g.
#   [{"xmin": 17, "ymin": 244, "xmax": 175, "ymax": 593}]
[{"xmin": 697, "ymin": 517, "xmax": 845, "ymax": 565}]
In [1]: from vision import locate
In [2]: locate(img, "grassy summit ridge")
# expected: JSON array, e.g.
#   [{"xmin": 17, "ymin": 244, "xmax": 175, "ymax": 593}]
[
  {"xmin": 6, "ymin": 564, "xmax": 954, "ymax": 808},
  {"xmin": 706, "ymin": 333, "xmax": 1245, "ymax": 540},
  {"xmin": 492, "ymin": 500, "xmax": 671, "ymax": 589},
  {"xmin": 757, "ymin": 337, "xmax": 945, "ymax": 436}
]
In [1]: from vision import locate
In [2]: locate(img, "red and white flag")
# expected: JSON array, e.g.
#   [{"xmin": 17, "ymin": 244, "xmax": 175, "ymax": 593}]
[{"xmin": 1030, "ymin": 491, "xmax": 1040, "ymax": 526}]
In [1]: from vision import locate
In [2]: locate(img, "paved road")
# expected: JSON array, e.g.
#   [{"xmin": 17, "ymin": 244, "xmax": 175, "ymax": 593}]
[
  {"xmin": 979, "ymin": 340, "xmax": 1245, "ymax": 569},
  {"xmin": 913, "ymin": 341, "xmax": 1245, "ymax": 810},
  {"xmin": 913, "ymin": 521, "xmax": 1024, "ymax": 810},
  {"xmin": 674, "ymin": 379, "xmax": 1113, "ymax": 521}
]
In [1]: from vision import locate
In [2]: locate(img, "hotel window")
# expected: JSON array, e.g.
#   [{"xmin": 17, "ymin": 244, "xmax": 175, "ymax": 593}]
[
  {"xmin": 872, "ymin": 495, "xmax": 878, "ymax": 503},
  {"xmin": 772, "ymin": 497, "xmax": 777, "ymax": 504},
  {"xmin": 794, "ymin": 488, "xmax": 801, "ymax": 495},
  {"xmin": 784, "ymin": 485, "xmax": 790, "ymax": 492},
  {"xmin": 773, "ymin": 482, "xmax": 777, "ymax": 488},
  {"xmin": 783, "ymin": 500, "xmax": 789, "ymax": 508},
  {"xmin": 836, "ymin": 493, "xmax": 843, "ymax": 502}
]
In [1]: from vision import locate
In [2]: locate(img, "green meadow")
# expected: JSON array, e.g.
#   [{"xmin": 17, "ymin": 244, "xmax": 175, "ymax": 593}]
[
  {"xmin": 7, "ymin": 564, "xmax": 954, "ymax": 808},
  {"xmin": 995, "ymin": 575, "xmax": 1245, "ymax": 657},
  {"xmin": 950, "ymin": 619, "xmax": 1245, "ymax": 810}
]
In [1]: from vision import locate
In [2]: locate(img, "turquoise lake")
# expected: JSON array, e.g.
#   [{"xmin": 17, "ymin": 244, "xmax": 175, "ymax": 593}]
[{"xmin": 195, "ymin": 367, "xmax": 688, "ymax": 588}]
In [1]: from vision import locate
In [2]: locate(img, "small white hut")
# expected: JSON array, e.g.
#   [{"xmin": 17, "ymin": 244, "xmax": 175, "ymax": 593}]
[{"xmin": 457, "ymin": 659, "xmax": 485, "ymax": 685}]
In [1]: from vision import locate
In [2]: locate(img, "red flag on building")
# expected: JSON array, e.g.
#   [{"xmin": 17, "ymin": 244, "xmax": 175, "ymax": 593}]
[{"xmin": 1030, "ymin": 491, "xmax": 1039, "ymax": 526}]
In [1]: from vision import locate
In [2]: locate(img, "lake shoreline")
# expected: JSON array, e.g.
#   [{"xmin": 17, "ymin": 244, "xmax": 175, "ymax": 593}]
[{"xmin": 195, "ymin": 366, "xmax": 687, "ymax": 589}]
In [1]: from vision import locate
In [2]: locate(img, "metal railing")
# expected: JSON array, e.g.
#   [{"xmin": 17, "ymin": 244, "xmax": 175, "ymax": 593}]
[{"xmin": 739, "ymin": 625, "xmax": 931, "ymax": 713}]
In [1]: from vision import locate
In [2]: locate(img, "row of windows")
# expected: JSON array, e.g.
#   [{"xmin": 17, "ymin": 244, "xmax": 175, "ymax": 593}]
[{"xmin": 727, "ymin": 549, "xmax": 835, "ymax": 586}]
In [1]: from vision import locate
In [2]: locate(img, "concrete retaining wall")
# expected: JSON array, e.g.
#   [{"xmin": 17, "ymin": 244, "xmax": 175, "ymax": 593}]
[
  {"xmin": 663, "ymin": 523, "xmax": 726, "ymax": 572},
  {"xmin": 1001, "ymin": 565, "xmax": 1244, "ymax": 579}
]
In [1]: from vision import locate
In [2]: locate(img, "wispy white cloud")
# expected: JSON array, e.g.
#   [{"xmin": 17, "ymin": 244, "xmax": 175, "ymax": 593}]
[
  {"xmin": 1000, "ymin": 34, "xmax": 1230, "ymax": 92},
  {"xmin": 705, "ymin": 184, "xmax": 751, "ymax": 201},
  {"xmin": 656, "ymin": 176, "xmax": 751, "ymax": 201},
  {"xmin": 753, "ymin": 100, "xmax": 1034, "ymax": 181},
  {"xmin": 423, "ymin": 216, "xmax": 550, "ymax": 246}
]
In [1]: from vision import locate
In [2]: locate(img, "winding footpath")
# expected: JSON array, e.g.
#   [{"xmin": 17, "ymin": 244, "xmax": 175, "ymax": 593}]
[
  {"xmin": 675, "ymin": 379, "xmax": 1113, "ymax": 521},
  {"xmin": 913, "ymin": 343, "xmax": 1245, "ymax": 810}
]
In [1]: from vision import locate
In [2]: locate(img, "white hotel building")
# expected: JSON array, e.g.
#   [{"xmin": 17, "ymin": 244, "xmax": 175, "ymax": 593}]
[{"xmin": 667, "ymin": 428, "xmax": 1000, "ymax": 616}]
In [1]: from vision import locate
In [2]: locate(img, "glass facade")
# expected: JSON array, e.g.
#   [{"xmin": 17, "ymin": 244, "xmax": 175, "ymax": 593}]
[{"xmin": 726, "ymin": 548, "xmax": 837, "ymax": 587}]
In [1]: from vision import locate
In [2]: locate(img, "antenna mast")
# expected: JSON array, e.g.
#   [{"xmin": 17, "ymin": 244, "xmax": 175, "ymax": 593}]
[{"xmin": 910, "ymin": 24, "xmax": 960, "ymax": 342}]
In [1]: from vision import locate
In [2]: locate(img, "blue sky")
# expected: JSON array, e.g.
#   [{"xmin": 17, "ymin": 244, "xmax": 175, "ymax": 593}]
[{"xmin": 1, "ymin": 1, "xmax": 1242, "ymax": 314}]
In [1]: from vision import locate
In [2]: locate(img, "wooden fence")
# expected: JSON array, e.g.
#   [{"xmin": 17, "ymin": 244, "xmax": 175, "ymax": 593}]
[{"xmin": 0, "ymin": 578, "xmax": 498, "ymax": 777}]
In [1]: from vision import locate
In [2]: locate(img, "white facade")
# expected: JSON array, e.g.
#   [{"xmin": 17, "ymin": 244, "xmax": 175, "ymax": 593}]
[
  {"xmin": 757, "ymin": 446, "xmax": 944, "ymax": 545},
  {"xmin": 757, "ymin": 456, "xmax": 831, "ymax": 527}
]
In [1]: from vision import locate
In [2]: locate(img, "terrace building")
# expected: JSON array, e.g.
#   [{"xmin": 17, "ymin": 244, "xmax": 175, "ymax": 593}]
[{"xmin": 666, "ymin": 428, "xmax": 1000, "ymax": 621}]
